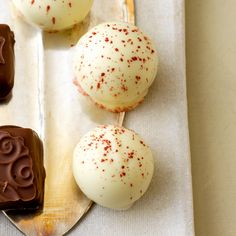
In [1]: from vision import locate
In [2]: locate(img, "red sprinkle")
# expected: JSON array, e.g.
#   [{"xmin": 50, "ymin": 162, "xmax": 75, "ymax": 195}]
[
  {"xmin": 46, "ymin": 5, "xmax": 50, "ymax": 13},
  {"xmin": 140, "ymin": 140, "xmax": 146, "ymax": 146},
  {"xmin": 52, "ymin": 17, "xmax": 56, "ymax": 24},
  {"xmin": 120, "ymin": 172, "xmax": 126, "ymax": 177}
]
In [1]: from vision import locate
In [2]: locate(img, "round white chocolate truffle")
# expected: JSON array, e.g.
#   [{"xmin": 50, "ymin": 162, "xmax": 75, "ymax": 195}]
[
  {"xmin": 73, "ymin": 22, "xmax": 158, "ymax": 112},
  {"xmin": 13, "ymin": 0, "xmax": 94, "ymax": 31},
  {"xmin": 73, "ymin": 125, "xmax": 154, "ymax": 210}
]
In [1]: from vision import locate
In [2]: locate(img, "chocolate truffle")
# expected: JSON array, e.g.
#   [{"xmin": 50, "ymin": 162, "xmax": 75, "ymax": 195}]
[
  {"xmin": 13, "ymin": 0, "xmax": 94, "ymax": 32},
  {"xmin": 73, "ymin": 125, "xmax": 154, "ymax": 210},
  {"xmin": 0, "ymin": 24, "xmax": 15, "ymax": 101},
  {"xmin": 0, "ymin": 126, "xmax": 45, "ymax": 210},
  {"xmin": 73, "ymin": 22, "xmax": 158, "ymax": 112}
]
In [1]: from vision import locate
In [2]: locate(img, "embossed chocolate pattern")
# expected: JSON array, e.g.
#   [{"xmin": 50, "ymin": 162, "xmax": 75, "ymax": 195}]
[
  {"xmin": 0, "ymin": 131, "xmax": 36, "ymax": 202},
  {"xmin": 0, "ymin": 36, "xmax": 5, "ymax": 64}
]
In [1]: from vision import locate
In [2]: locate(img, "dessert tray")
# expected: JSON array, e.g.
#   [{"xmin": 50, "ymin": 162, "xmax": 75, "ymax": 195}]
[{"xmin": 0, "ymin": 0, "xmax": 194, "ymax": 235}]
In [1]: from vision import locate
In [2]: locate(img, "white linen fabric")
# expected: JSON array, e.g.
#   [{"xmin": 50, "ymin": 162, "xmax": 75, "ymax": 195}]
[{"xmin": 0, "ymin": 0, "xmax": 194, "ymax": 235}]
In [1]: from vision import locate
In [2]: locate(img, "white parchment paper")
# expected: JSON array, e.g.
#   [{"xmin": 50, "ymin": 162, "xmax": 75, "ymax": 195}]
[{"xmin": 0, "ymin": 0, "xmax": 194, "ymax": 235}]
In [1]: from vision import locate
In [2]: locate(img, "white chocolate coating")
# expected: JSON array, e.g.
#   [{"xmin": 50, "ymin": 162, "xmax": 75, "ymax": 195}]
[
  {"xmin": 74, "ymin": 22, "xmax": 158, "ymax": 112},
  {"xmin": 73, "ymin": 125, "xmax": 154, "ymax": 210},
  {"xmin": 13, "ymin": 0, "xmax": 93, "ymax": 31}
]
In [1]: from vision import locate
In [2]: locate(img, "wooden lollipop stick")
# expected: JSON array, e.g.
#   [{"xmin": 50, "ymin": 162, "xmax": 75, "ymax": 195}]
[{"xmin": 117, "ymin": 112, "xmax": 126, "ymax": 127}]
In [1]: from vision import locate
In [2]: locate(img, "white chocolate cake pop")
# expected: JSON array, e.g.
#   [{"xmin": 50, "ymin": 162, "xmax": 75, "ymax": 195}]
[
  {"xmin": 13, "ymin": 0, "xmax": 94, "ymax": 31},
  {"xmin": 73, "ymin": 125, "xmax": 154, "ymax": 210},
  {"xmin": 73, "ymin": 21, "xmax": 158, "ymax": 112}
]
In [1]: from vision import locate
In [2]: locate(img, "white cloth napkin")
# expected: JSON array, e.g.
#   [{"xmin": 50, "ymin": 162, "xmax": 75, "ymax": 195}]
[{"xmin": 0, "ymin": 0, "xmax": 194, "ymax": 235}]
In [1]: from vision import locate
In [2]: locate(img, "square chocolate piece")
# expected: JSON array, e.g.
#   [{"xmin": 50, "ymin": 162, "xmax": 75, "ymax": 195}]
[
  {"xmin": 0, "ymin": 126, "xmax": 45, "ymax": 210},
  {"xmin": 0, "ymin": 24, "xmax": 15, "ymax": 101}
]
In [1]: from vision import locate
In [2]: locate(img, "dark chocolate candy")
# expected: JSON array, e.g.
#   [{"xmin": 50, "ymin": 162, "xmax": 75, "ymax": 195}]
[
  {"xmin": 0, "ymin": 126, "xmax": 45, "ymax": 210},
  {"xmin": 0, "ymin": 24, "xmax": 15, "ymax": 100}
]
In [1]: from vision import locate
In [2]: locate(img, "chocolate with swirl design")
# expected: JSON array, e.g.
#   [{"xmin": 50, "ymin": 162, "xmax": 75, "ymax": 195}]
[
  {"xmin": 0, "ymin": 126, "xmax": 45, "ymax": 210},
  {"xmin": 0, "ymin": 24, "xmax": 15, "ymax": 101}
]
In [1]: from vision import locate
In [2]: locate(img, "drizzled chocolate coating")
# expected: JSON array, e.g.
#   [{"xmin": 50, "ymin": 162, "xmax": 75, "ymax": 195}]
[
  {"xmin": 0, "ymin": 24, "xmax": 15, "ymax": 100},
  {"xmin": 0, "ymin": 126, "xmax": 45, "ymax": 210}
]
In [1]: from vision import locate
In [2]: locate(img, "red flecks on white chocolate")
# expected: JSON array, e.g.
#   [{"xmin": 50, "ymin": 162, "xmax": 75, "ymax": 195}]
[
  {"xmin": 13, "ymin": 0, "xmax": 94, "ymax": 31},
  {"xmin": 73, "ymin": 125, "xmax": 154, "ymax": 210},
  {"xmin": 73, "ymin": 21, "xmax": 159, "ymax": 112}
]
